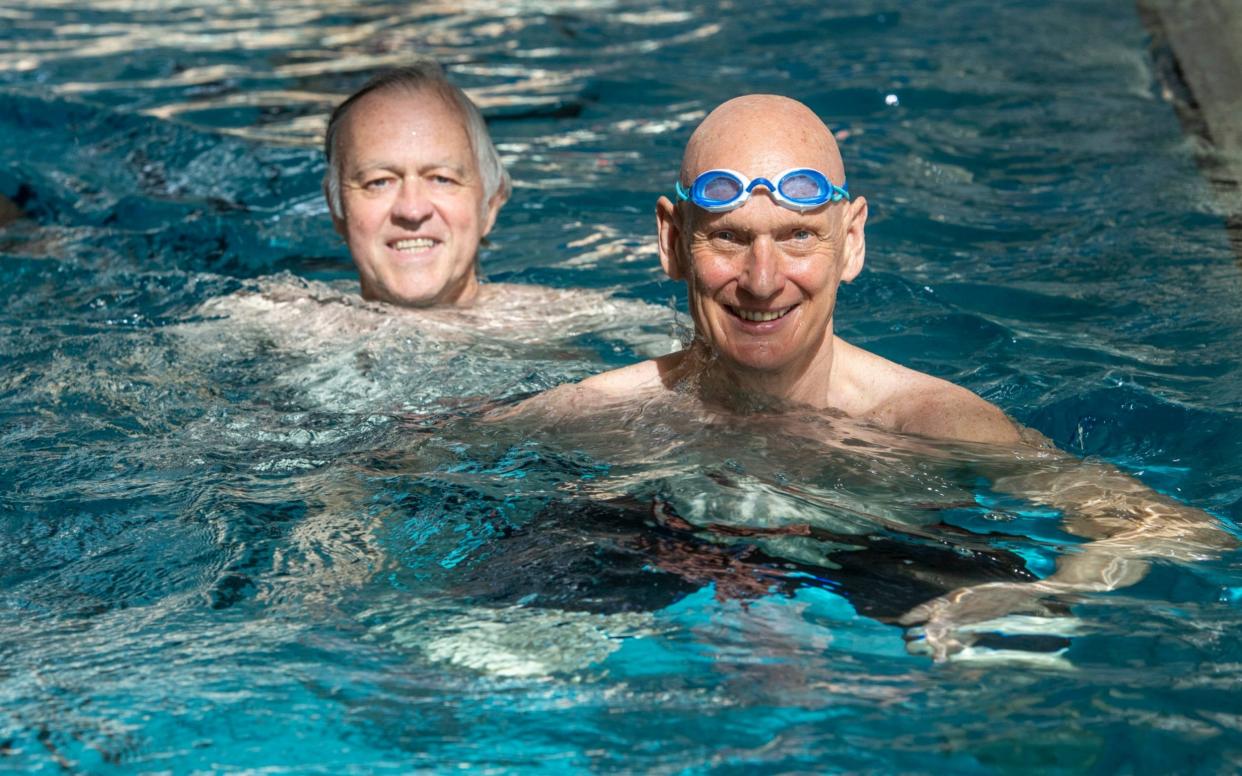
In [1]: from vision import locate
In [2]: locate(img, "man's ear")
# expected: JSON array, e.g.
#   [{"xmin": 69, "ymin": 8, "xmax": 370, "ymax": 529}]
[
  {"xmin": 656, "ymin": 196, "xmax": 686, "ymax": 281},
  {"xmin": 481, "ymin": 180, "xmax": 511, "ymax": 237},
  {"xmin": 840, "ymin": 195, "xmax": 868, "ymax": 283},
  {"xmin": 325, "ymin": 180, "xmax": 346, "ymax": 238}
]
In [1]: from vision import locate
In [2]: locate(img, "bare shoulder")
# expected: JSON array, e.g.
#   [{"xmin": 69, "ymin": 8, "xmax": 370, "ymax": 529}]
[
  {"xmin": 578, "ymin": 351, "xmax": 683, "ymax": 397},
  {"xmin": 473, "ymin": 282, "xmax": 653, "ymax": 315},
  {"xmin": 494, "ymin": 352, "xmax": 684, "ymax": 421},
  {"xmin": 838, "ymin": 340, "xmax": 1021, "ymax": 445},
  {"xmin": 473, "ymin": 282, "xmax": 581, "ymax": 307},
  {"xmin": 893, "ymin": 377, "xmax": 1021, "ymax": 445}
]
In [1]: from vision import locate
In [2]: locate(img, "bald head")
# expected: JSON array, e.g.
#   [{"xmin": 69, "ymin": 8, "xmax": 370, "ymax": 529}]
[{"xmin": 681, "ymin": 94, "xmax": 845, "ymax": 189}]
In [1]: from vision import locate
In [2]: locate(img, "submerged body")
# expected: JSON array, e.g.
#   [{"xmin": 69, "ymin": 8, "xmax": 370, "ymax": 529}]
[
  {"xmin": 575, "ymin": 337, "xmax": 1018, "ymax": 443},
  {"xmin": 196, "ymin": 274, "xmax": 677, "ymax": 348}
]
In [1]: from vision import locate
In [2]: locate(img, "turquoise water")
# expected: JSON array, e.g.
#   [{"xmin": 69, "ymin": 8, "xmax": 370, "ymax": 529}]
[{"xmin": 3, "ymin": 0, "xmax": 1242, "ymax": 771}]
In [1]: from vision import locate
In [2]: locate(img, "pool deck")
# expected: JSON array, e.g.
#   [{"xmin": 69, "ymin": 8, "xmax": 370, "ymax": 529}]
[{"xmin": 1138, "ymin": 0, "xmax": 1242, "ymax": 255}]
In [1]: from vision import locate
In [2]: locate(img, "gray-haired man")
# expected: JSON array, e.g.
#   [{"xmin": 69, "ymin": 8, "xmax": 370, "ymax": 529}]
[{"xmin": 323, "ymin": 62, "xmax": 511, "ymax": 308}]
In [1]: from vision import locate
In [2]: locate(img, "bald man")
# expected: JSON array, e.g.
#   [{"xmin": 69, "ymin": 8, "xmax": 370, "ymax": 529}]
[
  {"xmin": 553, "ymin": 94, "xmax": 1016, "ymax": 442},
  {"xmin": 517, "ymin": 94, "xmax": 1231, "ymax": 661}
]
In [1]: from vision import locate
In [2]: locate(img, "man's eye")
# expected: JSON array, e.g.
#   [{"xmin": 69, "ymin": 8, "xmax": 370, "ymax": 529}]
[
  {"xmin": 712, "ymin": 230, "xmax": 738, "ymax": 243},
  {"xmin": 431, "ymin": 174, "xmax": 460, "ymax": 186},
  {"xmin": 791, "ymin": 229, "xmax": 815, "ymax": 241},
  {"xmin": 362, "ymin": 177, "xmax": 394, "ymax": 191}
]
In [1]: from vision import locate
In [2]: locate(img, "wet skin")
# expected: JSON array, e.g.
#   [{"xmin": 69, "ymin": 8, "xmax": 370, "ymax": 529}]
[
  {"xmin": 670, "ymin": 192, "xmax": 864, "ymax": 377},
  {"xmin": 652, "ymin": 97, "xmax": 869, "ymax": 403}
]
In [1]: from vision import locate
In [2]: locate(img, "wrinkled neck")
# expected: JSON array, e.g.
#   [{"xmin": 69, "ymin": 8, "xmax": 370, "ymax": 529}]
[{"xmin": 683, "ymin": 325, "xmax": 841, "ymax": 412}]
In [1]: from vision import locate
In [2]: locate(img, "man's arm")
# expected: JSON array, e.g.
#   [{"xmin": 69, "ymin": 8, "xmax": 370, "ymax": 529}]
[{"xmin": 900, "ymin": 429, "xmax": 1236, "ymax": 660}]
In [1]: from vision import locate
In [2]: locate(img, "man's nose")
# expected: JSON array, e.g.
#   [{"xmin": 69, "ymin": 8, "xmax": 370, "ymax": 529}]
[
  {"xmin": 392, "ymin": 178, "xmax": 434, "ymax": 223},
  {"xmin": 737, "ymin": 236, "xmax": 785, "ymax": 299}
]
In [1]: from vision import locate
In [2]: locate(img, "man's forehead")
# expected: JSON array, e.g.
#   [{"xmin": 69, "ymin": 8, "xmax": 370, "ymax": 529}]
[
  {"xmin": 338, "ymin": 87, "xmax": 475, "ymax": 167},
  {"xmin": 341, "ymin": 87, "xmax": 466, "ymax": 142},
  {"xmin": 687, "ymin": 146, "xmax": 831, "ymax": 178},
  {"xmin": 680, "ymin": 95, "xmax": 845, "ymax": 182},
  {"xmin": 683, "ymin": 135, "xmax": 844, "ymax": 184}
]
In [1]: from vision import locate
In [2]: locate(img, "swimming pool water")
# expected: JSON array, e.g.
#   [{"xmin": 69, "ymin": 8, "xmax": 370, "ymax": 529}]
[{"xmin": 2, "ymin": 0, "xmax": 1242, "ymax": 771}]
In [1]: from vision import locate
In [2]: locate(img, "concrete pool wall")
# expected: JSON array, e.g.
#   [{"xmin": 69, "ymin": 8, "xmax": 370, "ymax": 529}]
[{"xmin": 1139, "ymin": 0, "xmax": 1242, "ymax": 256}]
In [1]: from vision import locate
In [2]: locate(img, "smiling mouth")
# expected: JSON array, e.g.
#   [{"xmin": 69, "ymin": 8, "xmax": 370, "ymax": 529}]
[
  {"xmin": 729, "ymin": 305, "xmax": 795, "ymax": 323},
  {"xmin": 391, "ymin": 238, "xmax": 438, "ymax": 252}
]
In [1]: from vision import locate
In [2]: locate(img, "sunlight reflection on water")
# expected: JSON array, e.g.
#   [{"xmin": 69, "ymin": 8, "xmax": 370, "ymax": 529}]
[
  {"xmin": 2, "ymin": 0, "xmax": 1242, "ymax": 771},
  {"xmin": 5, "ymin": 0, "xmax": 710, "ymax": 145}
]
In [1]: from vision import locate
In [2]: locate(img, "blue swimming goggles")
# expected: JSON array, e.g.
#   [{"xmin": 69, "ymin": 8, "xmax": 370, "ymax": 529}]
[{"xmin": 674, "ymin": 168, "xmax": 849, "ymax": 213}]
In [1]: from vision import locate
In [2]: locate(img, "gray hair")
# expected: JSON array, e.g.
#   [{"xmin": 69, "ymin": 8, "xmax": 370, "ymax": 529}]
[{"xmin": 323, "ymin": 61, "xmax": 510, "ymax": 219}]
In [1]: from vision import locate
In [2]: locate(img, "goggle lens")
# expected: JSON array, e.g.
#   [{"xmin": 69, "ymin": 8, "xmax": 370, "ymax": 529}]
[
  {"xmin": 779, "ymin": 170, "xmax": 828, "ymax": 201},
  {"xmin": 699, "ymin": 174, "xmax": 744, "ymax": 204}
]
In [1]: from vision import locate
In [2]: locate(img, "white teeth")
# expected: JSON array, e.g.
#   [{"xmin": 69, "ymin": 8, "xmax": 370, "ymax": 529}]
[
  {"xmin": 393, "ymin": 238, "xmax": 435, "ymax": 251},
  {"xmin": 735, "ymin": 306, "xmax": 791, "ymax": 322}
]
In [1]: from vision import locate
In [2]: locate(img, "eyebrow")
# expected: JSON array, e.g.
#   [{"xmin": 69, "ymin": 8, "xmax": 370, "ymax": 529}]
[{"xmin": 346, "ymin": 160, "xmax": 472, "ymax": 178}]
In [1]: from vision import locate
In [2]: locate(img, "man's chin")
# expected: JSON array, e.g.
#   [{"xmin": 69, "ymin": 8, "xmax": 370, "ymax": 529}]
[
  {"xmin": 358, "ymin": 260, "xmax": 478, "ymax": 309},
  {"xmin": 358, "ymin": 267, "xmax": 457, "ymax": 308},
  {"xmin": 361, "ymin": 283, "xmax": 445, "ymax": 309}
]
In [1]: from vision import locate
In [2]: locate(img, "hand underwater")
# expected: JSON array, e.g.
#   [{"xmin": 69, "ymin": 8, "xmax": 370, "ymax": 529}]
[{"xmin": 898, "ymin": 581, "xmax": 1066, "ymax": 662}]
